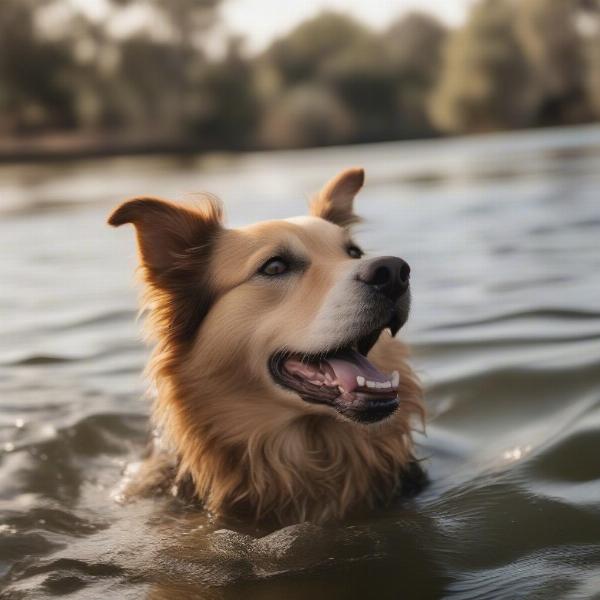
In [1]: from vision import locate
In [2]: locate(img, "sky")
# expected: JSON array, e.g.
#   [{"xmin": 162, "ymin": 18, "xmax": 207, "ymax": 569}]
[
  {"xmin": 70, "ymin": 0, "xmax": 473, "ymax": 53},
  {"xmin": 220, "ymin": 0, "xmax": 473, "ymax": 52}
]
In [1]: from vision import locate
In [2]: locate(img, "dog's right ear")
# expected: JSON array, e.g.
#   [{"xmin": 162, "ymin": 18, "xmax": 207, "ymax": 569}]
[
  {"xmin": 108, "ymin": 196, "xmax": 223, "ymax": 282},
  {"xmin": 310, "ymin": 167, "xmax": 364, "ymax": 227}
]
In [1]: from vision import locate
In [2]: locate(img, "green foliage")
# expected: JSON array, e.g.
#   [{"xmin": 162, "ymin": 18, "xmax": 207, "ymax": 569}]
[
  {"xmin": 429, "ymin": 0, "xmax": 537, "ymax": 132},
  {"xmin": 385, "ymin": 13, "xmax": 448, "ymax": 137},
  {"xmin": 0, "ymin": 0, "xmax": 77, "ymax": 133},
  {"xmin": 515, "ymin": 0, "xmax": 591, "ymax": 124},
  {"xmin": 586, "ymin": 30, "xmax": 600, "ymax": 117},
  {"xmin": 190, "ymin": 39, "xmax": 260, "ymax": 148},
  {"xmin": 318, "ymin": 40, "xmax": 397, "ymax": 142},
  {"xmin": 266, "ymin": 12, "xmax": 370, "ymax": 86},
  {"xmin": 0, "ymin": 0, "xmax": 599, "ymax": 151},
  {"xmin": 261, "ymin": 10, "xmax": 447, "ymax": 144},
  {"xmin": 430, "ymin": 0, "xmax": 598, "ymax": 133},
  {"xmin": 259, "ymin": 84, "xmax": 355, "ymax": 148}
]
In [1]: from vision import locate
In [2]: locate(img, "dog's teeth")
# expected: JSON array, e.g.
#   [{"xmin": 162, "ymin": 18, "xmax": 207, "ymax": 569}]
[
  {"xmin": 382, "ymin": 381, "xmax": 392, "ymax": 389},
  {"xmin": 366, "ymin": 380, "xmax": 376, "ymax": 389},
  {"xmin": 356, "ymin": 376, "xmax": 366, "ymax": 387},
  {"xmin": 391, "ymin": 371, "xmax": 400, "ymax": 387}
]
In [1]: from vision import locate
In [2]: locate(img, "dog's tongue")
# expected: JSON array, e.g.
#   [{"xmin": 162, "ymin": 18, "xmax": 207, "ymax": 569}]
[{"xmin": 325, "ymin": 350, "xmax": 389, "ymax": 393}]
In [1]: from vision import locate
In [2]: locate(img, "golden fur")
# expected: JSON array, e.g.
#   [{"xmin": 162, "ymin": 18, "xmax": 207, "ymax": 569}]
[{"xmin": 109, "ymin": 168, "xmax": 425, "ymax": 525}]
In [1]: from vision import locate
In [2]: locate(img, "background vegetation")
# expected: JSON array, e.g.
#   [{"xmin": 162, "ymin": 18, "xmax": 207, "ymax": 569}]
[{"xmin": 2, "ymin": 0, "xmax": 600, "ymax": 156}]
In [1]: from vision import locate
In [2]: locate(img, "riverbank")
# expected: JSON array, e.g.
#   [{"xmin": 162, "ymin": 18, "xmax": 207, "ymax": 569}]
[{"xmin": 2, "ymin": 122, "xmax": 599, "ymax": 165}]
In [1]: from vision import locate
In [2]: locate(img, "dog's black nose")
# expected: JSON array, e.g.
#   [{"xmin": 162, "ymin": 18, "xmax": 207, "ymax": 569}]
[{"xmin": 356, "ymin": 256, "xmax": 410, "ymax": 301}]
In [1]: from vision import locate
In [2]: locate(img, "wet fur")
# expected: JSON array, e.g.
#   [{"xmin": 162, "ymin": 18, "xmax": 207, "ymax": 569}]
[{"xmin": 109, "ymin": 168, "xmax": 425, "ymax": 525}]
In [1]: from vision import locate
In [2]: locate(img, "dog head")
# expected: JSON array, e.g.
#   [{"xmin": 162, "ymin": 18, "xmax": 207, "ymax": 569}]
[{"xmin": 109, "ymin": 168, "xmax": 412, "ymax": 426}]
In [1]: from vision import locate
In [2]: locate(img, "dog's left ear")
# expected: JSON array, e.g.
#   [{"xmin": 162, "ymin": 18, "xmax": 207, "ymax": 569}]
[
  {"xmin": 107, "ymin": 196, "xmax": 223, "ymax": 281},
  {"xmin": 108, "ymin": 196, "xmax": 224, "ymax": 346},
  {"xmin": 310, "ymin": 167, "xmax": 364, "ymax": 227}
]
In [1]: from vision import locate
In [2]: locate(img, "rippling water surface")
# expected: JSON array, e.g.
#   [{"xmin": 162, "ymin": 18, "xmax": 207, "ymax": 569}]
[{"xmin": 1, "ymin": 125, "xmax": 600, "ymax": 599}]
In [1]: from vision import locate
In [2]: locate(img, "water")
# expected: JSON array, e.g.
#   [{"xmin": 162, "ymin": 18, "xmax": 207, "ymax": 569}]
[{"xmin": 1, "ymin": 125, "xmax": 600, "ymax": 599}]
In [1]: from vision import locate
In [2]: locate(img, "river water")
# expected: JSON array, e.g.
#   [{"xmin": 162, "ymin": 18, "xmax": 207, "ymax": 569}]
[{"xmin": 1, "ymin": 125, "xmax": 600, "ymax": 599}]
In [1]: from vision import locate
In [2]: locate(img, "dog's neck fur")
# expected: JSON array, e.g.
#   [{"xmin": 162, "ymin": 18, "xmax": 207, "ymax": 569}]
[{"xmin": 149, "ymin": 331, "xmax": 424, "ymax": 524}]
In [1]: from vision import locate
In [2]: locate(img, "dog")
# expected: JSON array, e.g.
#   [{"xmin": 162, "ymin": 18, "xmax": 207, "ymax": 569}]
[{"xmin": 108, "ymin": 167, "xmax": 425, "ymax": 525}]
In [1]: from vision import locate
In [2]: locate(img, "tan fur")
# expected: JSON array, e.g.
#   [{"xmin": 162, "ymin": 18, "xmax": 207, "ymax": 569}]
[{"xmin": 109, "ymin": 168, "xmax": 425, "ymax": 525}]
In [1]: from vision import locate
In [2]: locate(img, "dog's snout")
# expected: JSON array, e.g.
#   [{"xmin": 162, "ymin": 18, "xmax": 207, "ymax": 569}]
[{"xmin": 357, "ymin": 256, "xmax": 410, "ymax": 301}]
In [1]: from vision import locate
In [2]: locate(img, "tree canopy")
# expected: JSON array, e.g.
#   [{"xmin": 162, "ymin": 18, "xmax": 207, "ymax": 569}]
[{"xmin": 1, "ymin": 0, "xmax": 599, "ymax": 153}]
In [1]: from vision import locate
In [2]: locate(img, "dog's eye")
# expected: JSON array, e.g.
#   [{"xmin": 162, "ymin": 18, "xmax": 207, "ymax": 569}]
[
  {"xmin": 260, "ymin": 257, "xmax": 289, "ymax": 276},
  {"xmin": 347, "ymin": 245, "xmax": 363, "ymax": 259}
]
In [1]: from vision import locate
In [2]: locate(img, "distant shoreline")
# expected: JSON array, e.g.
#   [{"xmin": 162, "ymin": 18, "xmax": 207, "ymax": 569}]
[
  {"xmin": 0, "ymin": 134, "xmax": 225, "ymax": 164},
  {"xmin": 0, "ymin": 132, "xmax": 438, "ymax": 164},
  {"xmin": 0, "ymin": 122, "xmax": 598, "ymax": 164}
]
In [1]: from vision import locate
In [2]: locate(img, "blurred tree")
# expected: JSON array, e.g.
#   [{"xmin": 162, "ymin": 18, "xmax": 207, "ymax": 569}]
[
  {"xmin": 429, "ymin": 0, "xmax": 538, "ymax": 133},
  {"xmin": 318, "ymin": 38, "xmax": 397, "ymax": 142},
  {"xmin": 515, "ymin": 0, "xmax": 591, "ymax": 124},
  {"xmin": 386, "ymin": 12, "xmax": 447, "ymax": 85},
  {"xmin": 190, "ymin": 38, "xmax": 260, "ymax": 148},
  {"xmin": 385, "ymin": 12, "xmax": 448, "ymax": 137},
  {"xmin": 265, "ymin": 12, "xmax": 370, "ymax": 85},
  {"xmin": 148, "ymin": 0, "xmax": 219, "ymax": 45},
  {"xmin": 261, "ymin": 12, "xmax": 385, "ymax": 144},
  {"xmin": 1, "ymin": 0, "xmax": 598, "ymax": 154},
  {"xmin": 104, "ymin": 0, "xmax": 221, "ymax": 135},
  {"xmin": 0, "ymin": 0, "xmax": 77, "ymax": 134},
  {"xmin": 585, "ymin": 4, "xmax": 600, "ymax": 116},
  {"xmin": 586, "ymin": 34, "xmax": 600, "ymax": 116},
  {"xmin": 110, "ymin": 36, "xmax": 192, "ymax": 133},
  {"xmin": 259, "ymin": 85, "xmax": 355, "ymax": 148},
  {"xmin": 107, "ymin": 0, "xmax": 220, "ymax": 47},
  {"xmin": 264, "ymin": 11, "xmax": 428, "ymax": 144}
]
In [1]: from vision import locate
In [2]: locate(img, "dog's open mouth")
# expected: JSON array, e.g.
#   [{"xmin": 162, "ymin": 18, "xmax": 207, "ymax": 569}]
[{"xmin": 270, "ymin": 327, "xmax": 400, "ymax": 424}]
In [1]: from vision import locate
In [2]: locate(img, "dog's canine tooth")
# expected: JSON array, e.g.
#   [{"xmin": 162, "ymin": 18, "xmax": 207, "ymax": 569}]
[
  {"xmin": 391, "ymin": 371, "xmax": 400, "ymax": 387},
  {"xmin": 356, "ymin": 375, "xmax": 366, "ymax": 387}
]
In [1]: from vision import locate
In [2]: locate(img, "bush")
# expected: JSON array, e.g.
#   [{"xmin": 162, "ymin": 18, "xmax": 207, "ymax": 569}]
[{"xmin": 259, "ymin": 85, "xmax": 355, "ymax": 149}]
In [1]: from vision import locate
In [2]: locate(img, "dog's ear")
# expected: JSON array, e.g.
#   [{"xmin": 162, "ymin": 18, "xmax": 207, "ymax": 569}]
[
  {"xmin": 310, "ymin": 167, "xmax": 364, "ymax": 227},
  {"xmin": 108, "ymin": 197, "xmax": 224, "ymax": 346},
  {"xmin": 108, "ymin": 196, "xmax": 223, "ymax": 281}
]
